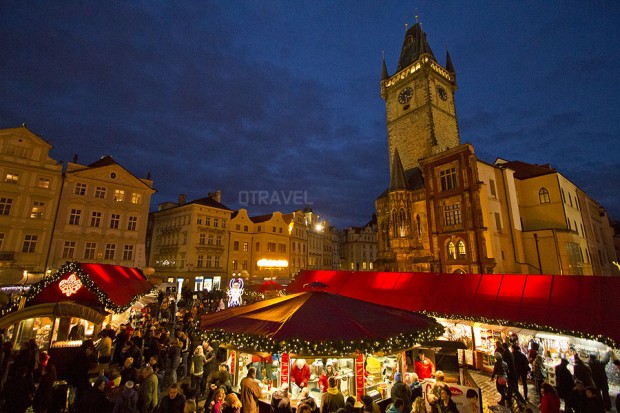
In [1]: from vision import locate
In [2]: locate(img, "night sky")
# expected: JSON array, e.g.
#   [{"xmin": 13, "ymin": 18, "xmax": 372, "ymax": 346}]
[{"xmin": 1, "ymin": 2, "xmax": 619, "ymax": 228}]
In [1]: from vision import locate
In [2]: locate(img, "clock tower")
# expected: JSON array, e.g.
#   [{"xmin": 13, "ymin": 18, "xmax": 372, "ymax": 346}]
[{"xmin": 381, "ymin": 22, "xmax": 460, "ymax": 174}]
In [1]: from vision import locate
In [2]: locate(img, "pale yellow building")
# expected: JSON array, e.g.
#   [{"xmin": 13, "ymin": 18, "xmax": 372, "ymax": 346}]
[
  {"xmin": 578, "ymin": 190, "xmax": 617, "ymax": 275},
  {"xmin": 49, "ymin": 156, "xmax": 154, "ymax": 272},
  {"xmin": 250, "ymin": 211, "xmax": 291, "ymax": 280},
  {"xmin": 148, "ymin": 192, "xmax": 231, "ymax": 291},
  {"xmin": 0, "ymin": 126, "xmax": 63, "ymax": 283},
  {"xmin": 340, "ymin": 215, "xmax": 378, "ymax": 271},
  {"xmin": 282, "ymin": 210, "xmax": 308, "ymax": 276}
]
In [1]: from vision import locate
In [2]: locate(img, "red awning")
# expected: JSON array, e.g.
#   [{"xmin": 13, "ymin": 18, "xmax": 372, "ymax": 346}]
[
  {"xmin": 287, "ymin": 271, "xmax": 620, "ymax": 346},
  {"xmin": 25, "ymin": 262, "xmax": 154, "ymax": 312}
]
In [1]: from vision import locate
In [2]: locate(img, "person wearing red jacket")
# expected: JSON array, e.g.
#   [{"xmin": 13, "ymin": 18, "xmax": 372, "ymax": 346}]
[
  {"xmin": 540, "ymin": 383, "xmax": 561, "ymax": 413},
  {"xmin": 291, "ymin": 359, "xmax": 311, "ymax": 388},
  {"xmin": 414, "ymin": 352, "xmax": 435, "ymax": 380},
  {"xmin": 318, "ymin": 364, "xmax": 337, "ymax": 393}
]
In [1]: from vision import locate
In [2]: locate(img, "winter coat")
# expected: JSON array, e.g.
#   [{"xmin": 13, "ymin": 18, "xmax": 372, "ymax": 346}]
[
  {"xmin": 574, "ymin": 360, "xmax": 595, "ymax": 388},
  {"xmin": 437, "ymin": 399, "xmax": 459, "ymax": 413},
  {"xmin": 555, "ymin": 361, "xmax": 574, "ymax": 399},
  {"xmin": 112, "ymin": 388, "xmax": 138, "ymax": 413},
  {"xmin": 540, "ymin": 392, "xmax": 561, "ymax": 413},
  {"xmin": 410, "ymin": 381, "xmax": 423, "ymax": 402},
  {"xmin": 138, "ymin": 372, "xmax": 159, "ymax": 412},
  {"xmin": 156, "ymin": 393, "xmax": 186, "ymax": 413},
  {"xmin": 320, "ymin": 387, "xmax": 345, "ymax": 413},
  {"xmin": 240, "ymin": 376, "xmax": 261, "ymax": 413},
  {"xmin": 391, "ymin": 381, "xmax": 412, "ymax": 413},
  {"xmin": 512, "ymin": 348, "xmax": 530, "ymax": 376}
]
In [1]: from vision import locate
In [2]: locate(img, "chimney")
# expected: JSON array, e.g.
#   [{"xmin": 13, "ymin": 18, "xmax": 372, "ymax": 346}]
[
  {"xmin": 178, "ymin": 194, "xmax": 187, "ymax": 205},
  {"xmin": 208, "ymin": 191, "xmax": 221, "ymax": 203}
]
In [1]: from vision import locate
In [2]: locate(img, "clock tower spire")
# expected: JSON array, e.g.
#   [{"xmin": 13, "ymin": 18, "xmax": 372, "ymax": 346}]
[{"xmin": 381, "ymin": 21, "xmax": 460, "ymax": 175}]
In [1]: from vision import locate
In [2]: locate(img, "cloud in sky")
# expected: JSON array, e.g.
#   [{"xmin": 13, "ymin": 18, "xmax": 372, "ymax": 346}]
[{"xmin": 1, "ymin": 2, "xmax": 618, "ymax": 227}]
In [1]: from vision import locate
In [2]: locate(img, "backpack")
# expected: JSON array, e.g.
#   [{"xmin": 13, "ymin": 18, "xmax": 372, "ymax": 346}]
[{"xmin": 120, "ymin": 392, "xmax": 138, "ymax": 413}]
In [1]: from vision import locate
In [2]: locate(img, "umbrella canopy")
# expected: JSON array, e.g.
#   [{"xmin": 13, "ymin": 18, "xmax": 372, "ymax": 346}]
[
  {"xmin": 199, "ymin": 291, "xmax": 443, "ymax": 356},
  {"xmin": 258, "ymin": 280, "xmax": 284, "ymax": 292}
]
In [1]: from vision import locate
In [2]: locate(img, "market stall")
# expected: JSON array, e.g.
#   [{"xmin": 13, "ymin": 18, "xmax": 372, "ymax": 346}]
[
  {"xmin": 199, "ymin": 290, "xmax": 445, "ymax": 409},
  {"xmin": 0, "ymin": 261, "xmax": 154, "ymax": 376}
]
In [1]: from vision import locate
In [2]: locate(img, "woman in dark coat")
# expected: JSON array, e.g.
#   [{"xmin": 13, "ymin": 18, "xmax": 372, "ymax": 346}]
[{"xmin": 555, "ymin": 358, "xmax": 574, "ymax": 402}]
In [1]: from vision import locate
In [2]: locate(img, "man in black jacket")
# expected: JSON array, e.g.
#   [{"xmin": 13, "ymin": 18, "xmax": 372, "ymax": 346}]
[
  {"xmin": 156, "ymin": 382, "xmax": 186, "ymax": 413},
  {"xmin": 503, "ymin": 343, "xmax": 525, "ymax": 405},
  {"xmin": 511, "ymin": 344, "xmax": 530, "ymax": 400}
]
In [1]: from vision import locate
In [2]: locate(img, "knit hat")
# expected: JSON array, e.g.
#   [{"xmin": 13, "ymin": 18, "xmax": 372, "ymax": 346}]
[{"xmin": 394, "ymin": 372, "xmax": 402, "ymax": 382}]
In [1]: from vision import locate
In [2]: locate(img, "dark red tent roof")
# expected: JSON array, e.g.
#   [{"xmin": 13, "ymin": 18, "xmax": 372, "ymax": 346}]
[
  {"xmin": 25, "ymin": 262, "xmax": 154, "ymax": 312},
  {"xmin": 199, "ymin": 291, "xmax": 443, "ymax": 356},
  {"xmin": 287, "ymin": 271, "xmax": 620, "ymax": 347}
]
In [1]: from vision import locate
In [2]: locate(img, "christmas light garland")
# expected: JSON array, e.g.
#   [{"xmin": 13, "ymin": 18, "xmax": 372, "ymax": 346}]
[
  {"xmin": 200, "ymin": 321, "xmax": 445, "ymax": 356},
  {"xmin": 18, "ymin": 261, "xmax": 155, "ymax": 314},
  {"xmin": 420, "ymin": 310, "xmax": 619, "ymax": 348}
]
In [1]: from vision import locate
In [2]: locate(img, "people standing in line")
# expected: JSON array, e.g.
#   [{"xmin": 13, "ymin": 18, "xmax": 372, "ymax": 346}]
[
  {"xmin": 32, "ymin": 351, "xmax": 57, "ymax": 413},
  {"xmin": 502, "ymin": 342, "xmax": 525, "ymax": 406},
  {"xmin": 574, "ymin": 354, "xmax": 596, "ymax": 388},
  {"xmin": 437, "ymin": 388, "xmax": 459, "ymax": 413},
  {"xmin": 409, "ymin": 373, "xmax": 423, "ymax": 402},
  {"xmin": 540, "ymin": 383, "xmax": 561, "ymax": 413},
  {"xmin": 113, "ymin": 381, "xmax": 139, "ymax": 413},
  {"xmin": 491, "ymin": 353, "xmax": 510, "ymax": 407},
  {"xmin": 156, "ymin": 382, "xmax": 186, "ymax": 413},
  {"xmin": 588, "ymin": 353, "xmax": 611, "ymax": 412},
  {"xmin": 584, "ymin": 386, "xmax": 605, "ymax": 413},
  {"xmin": 167, "ymin": 338, "xmax": 182, "ymax": 386},
  {"xmin": 321, "ymin": 376, "xmax": 345, "ymax": 413},
  {"xmin": 240, "ymin": 367, "xmax": 261, "ymax": 413},
  {"xmin": 566, "ymin": 380, "xmax": 586, "ymax": 413},
  {"xmin": 555, "ymin": 358, "xmax": 574, "ymax": 405},
  {"xmin": 189, "ymin": 346, "xmax": 208, "ymax": 397},
  {"xmin": 391, "ymin": 372, "xmax": 412, "ymax": 413},
  {"xmin": 139, "ymin": 365, "xmax": 159, "ymax": 413},
  {"xmin": 77, "ymin": 378, "xmax": 112, "ymax": 413},
  {"xmin": 511, "ymin": 344, "xmax": 531, "ymax": 400}
]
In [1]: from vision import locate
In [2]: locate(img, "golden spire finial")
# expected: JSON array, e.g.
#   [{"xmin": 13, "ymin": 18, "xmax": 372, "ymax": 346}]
[
  {"xmin": 415, "ymin": 8, "xmax": 419, "ymax": 24},
  {"xmin": 405, "ymin": 15, "xmax": 409, "ymax": 31}
]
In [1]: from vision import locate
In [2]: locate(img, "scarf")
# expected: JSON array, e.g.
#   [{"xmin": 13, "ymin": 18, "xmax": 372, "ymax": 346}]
[{"xmin": 327, "ymin": 386, "xmax": 339, "ymax": 395}]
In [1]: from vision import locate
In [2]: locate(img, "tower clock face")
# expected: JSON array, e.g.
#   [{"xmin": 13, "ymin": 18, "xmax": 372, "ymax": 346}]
[
  {"xmin": 436, "ymin": 85, "xmax": 448, "ymax": 101},
  {"xmin": 398, "ymin": 87, "xmax": 413, "ymax": 104}
]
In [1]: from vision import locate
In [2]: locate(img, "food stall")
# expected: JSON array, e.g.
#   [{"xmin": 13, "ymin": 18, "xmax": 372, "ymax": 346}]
[
  {"xmin": 199, "ymin": 290, "xmax": 445, "ymax": 410},
  {"xmin": 0, "ymin": 261, "xmax": 154, "ymax": 376}
]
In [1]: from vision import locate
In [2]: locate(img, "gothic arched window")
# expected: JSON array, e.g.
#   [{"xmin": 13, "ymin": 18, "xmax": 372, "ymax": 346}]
[
  {"xmin": 447, "ymin": 241, "xmax": 456, "ymax": 260},
  {"xmin": 457, "ymin": 240, "xmax": 466, "ymax": 257},
  {"xmin": 539, "ymin": 187, "xmax": 550, "ymax": 204}
]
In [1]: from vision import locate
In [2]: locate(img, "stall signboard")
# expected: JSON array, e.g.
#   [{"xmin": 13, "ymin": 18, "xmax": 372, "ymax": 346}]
[
  {"xmin": 355, "ymin": 354, "xmax": 364, "ymax": 400},
  {"xmin": 280, "ymin": 353, "xmax": 289, "ymax": 386},
  {"xmin": 423, "ymin": 380, "xmax": 481, "ymax": 413}
]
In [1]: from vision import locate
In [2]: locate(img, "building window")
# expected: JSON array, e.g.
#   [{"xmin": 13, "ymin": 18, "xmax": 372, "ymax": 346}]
[
  {"xmin": 0, "ymin": 233, "xmax": 4, "ymax": 250},
  {"xmin": 539, "ymin": 188, "xmax": 550, "ymax": 204},
  {"xmin": 127, "ymin": 216, "xmax": 137, "ymax": 231},
  {"xmin": 0, "ymin": 198, "xmax": 12, "ymax": 216},
  {"xmin": 243, "ymin": 225, "xmax": 248, "ymax": 232},
  {"xmin": 206, "ymin": 255, "xmax": 212, "ymax": 268},
  {"xmin": 221, "ymin": 219, "xmax": 227, "ymax": 229},
  {"xmin": 195, "ymin": 255, "xmax": 203, "ymax": 268},
  {"xmin": 214, "ymin": 218, "xmax": 219, "ymax": 228},
  {"xmin": 278, "ymin": 243, "xmax": 287, "ymax": 253},
  {"xmin": 255, "ymin": 242, "xmax": 260, "ymax": 252},
  {"xmin": 199, "ymin": 234, "xmax": 206, "ymax": 245},
  {"xmin": 216, "ymin": 235, "xmax": 222, "ymax": 246},
  {"xmin": 258, "ymin": 226, "xmax": 262, "ymax": 232},
  {"xmin": 489, "ymin": 179, "xmax": 497, "ymax": 198},
  {"xmin": 569, "ymin": 193, "xmax": 573, "ymax": 207},
  {"xmin": 267, "ymin": 242, "xmax": 276, "ymax": 252},
  {"xmin": 495, "ymin": 212, "xmax": 502, "ymax": 232},
  {"xmin": 110, "ymin": 214, "xmax": 120, "ymax": 229},
  {"xmin": 22, "ymin": 234, "xmax": 38, "ymax": 253},
  {"xmin": 440, "ymin": 168, "xmax": 458, "ymax": 191},
  {"xmin": 62, "ymin": 241, "xmax": 76, "ymax": 259},
  {"xmin": 131, "ymin": 193, "xmax": 141, "ymax": 204},
  {"xmin": 214, "ymin": 256, "xmax": 220, "ymax": 268},
  {"xmin": 69, "ymin": 209, "xmax": 81, "ymax": 225},
  {"xmin": 95, "ymin": 186, "xmax": 106, "ymax": 199},
  {"xmin": 37, "ymin": 177, "xmax": 51, "ymax": 189},
  {"xmin": 208, "ymin": 234, "xmax": 214, "ymax": 245},
  {"xmin": 30, "ymin": 201, "xmax": 45, "ymax": 218},
  {"xmin": 444, "ymin": 204, "xmax": 462, "ymax": 226},
  {"xmin": 232, "ymin": 260, "xmax": 238, "ymax": 270},
  {"xmin": 75, "ymin": 182, "xmax": 86, "ymax": 195},
  {"xmin": 84, "ymin": 242, "xmax": 96, "ymax": 259},
  {"xmin": 114, "ymin": 189, "xmax": 124, "ymax": 202},
  {"xmin": 197, "ymin": 218, "xmax": 202, "ymax": 225},
  {"xmin": 447, "ymin": 241, "xmax": 456, "ymax": 260},
  {"xmin": 233, "ymin": 241, "xmax": 239, "ymax": 251},
  {"xmin": 362, "ymin": 262, "xmax": 367, "ymax": 270},
  {"xmin": 5, "ymin": 173, "xmax": 19, "ymax": 184},
  {"xmin": 104, "ymin": 244, "xmax": 116, "ymax": 260},
  {"xmin": 235, "ymin": 224, "xmax": 240, "ymax": 230},
  {"xmin": 369, "ymin": 262, "xmax": 374, "ymax": 270},
  {"xmin": 90, "ymin": 211, "xmax": 102, "ymax": 227},
  {"xmin": 457, "ymin": 240, "xmax": 466, "ymax": 257},
  {"xmin": 561, "ymin": 188, "xmax": 566, "ymax": 203},
  {"xmin": 204, "ymin": 217, "xmax": 210, "ymax": 226},
  {"xmin": 242, "ymin": 260, "xmax": 248, "ymax": 270},
  {"xmin": 123, "ymin": 245, "xmax": 134, "ymax": 261}
]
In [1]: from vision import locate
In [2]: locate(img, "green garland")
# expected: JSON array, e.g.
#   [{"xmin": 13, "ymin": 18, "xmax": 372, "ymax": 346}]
[
  {"xmin": 421, "ymin": 310, "xmax": 619, "ymax": 348},
  {"xmin": 200, "ymin": 321, "xmax": 445, "ymax": 356},
  {"xmin": 20, "ymin": 261, "xmax": 156, "ymax": 314}
]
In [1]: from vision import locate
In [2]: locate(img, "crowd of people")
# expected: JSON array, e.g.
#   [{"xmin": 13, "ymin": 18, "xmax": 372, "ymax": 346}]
[
  {"xmin": 488, "ymin": 338, "xmax": 618, "ymax": 413},
  {"xmin": 0, "ymin": 292, "xmax": 235, "ymax": 413}
]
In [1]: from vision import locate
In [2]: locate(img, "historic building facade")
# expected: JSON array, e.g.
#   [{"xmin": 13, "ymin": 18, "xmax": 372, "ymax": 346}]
[
  {"xmin": 49, "ymin": 155, "xmax": 155, "ymax": 271},
  {"xmin": 0, "ymin": 126, "xmax": 63, "ymax": 283},
  {"xmin": 340, "ymin": 214, "xmax": 378, "ymax": 271},
  {"xmin": 375, "ymin": 22, "xmax": 616, "ymax": 275}
]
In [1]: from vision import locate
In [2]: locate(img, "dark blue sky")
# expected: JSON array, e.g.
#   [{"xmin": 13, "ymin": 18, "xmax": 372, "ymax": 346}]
[{"xmin": 1, "ymin": 2, "xmax": 619, "ymax": 228}]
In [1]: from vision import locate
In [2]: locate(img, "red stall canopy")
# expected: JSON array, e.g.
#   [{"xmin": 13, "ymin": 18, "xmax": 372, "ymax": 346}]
[
  {"xmin": 25, "ymin": 262, "xmax": 154, "ymax": 312},
  {"xmin": 287, "ymin": 271, "xmax": 620, "ymax": 346}
]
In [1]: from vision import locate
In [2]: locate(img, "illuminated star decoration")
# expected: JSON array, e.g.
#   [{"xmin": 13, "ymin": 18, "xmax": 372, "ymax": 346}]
[{"xmin": 59, "ymin": 273, "xmax": 82, "ymax": 296}]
